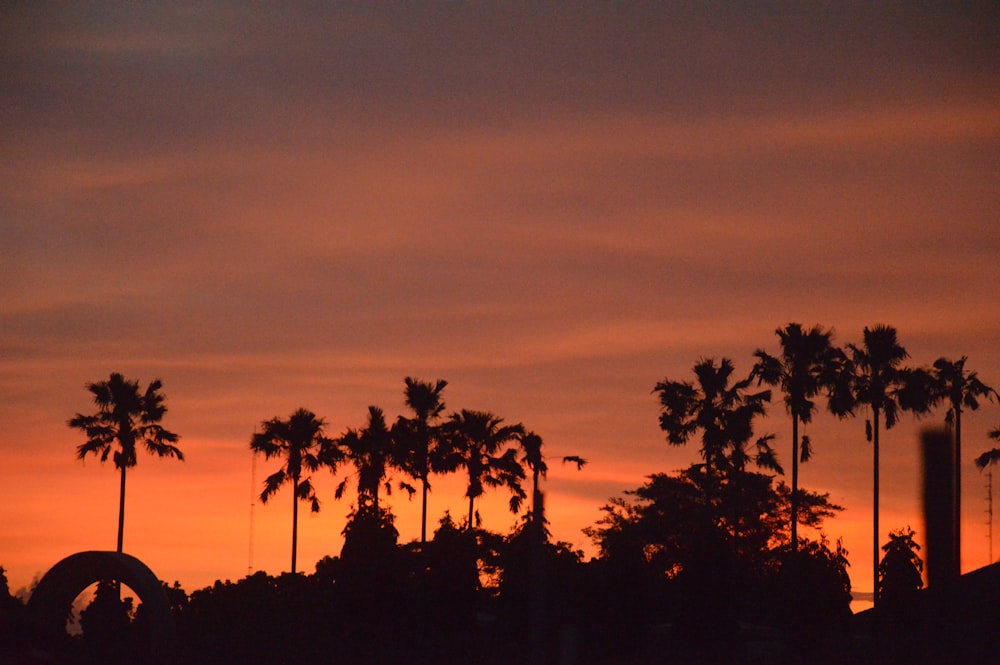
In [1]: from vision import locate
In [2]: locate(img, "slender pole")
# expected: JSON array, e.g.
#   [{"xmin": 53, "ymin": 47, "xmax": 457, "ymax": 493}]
[
  {"xmin": 529, "ymin": 477, "xmax": 545, "ymax": 665},
  {"xmin": 421, "ymin": 475, "xmax": 429, "ymax": 543},
  {"xmin": 249, "ymin": 452, "xmax": 256, "ymax": 575},
  {"xmin": 117, "ymin": 465, "xmax": 127, "ymax": 553},
  {"xmin": 791, "ymin": 413, "xmax": 799, "ymax": 552},
  {"xmin": 291, "ymin": 477, "xmax": 299, "ymax": 574},
  {"xmin": 873, "ymin": 408, "xmax": 880, "ymax": 607},
  {"xmin": 987, "ymin": 468, "xmax": 993, "ymax": 564},
  {"xmin": 953, "ymin": 408, "xmax": 962, "ymax": 573}
]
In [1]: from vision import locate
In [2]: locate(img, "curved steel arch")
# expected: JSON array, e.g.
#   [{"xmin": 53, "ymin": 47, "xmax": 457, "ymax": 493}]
[{"xmin": 27, "ymin": 551, "xmax": 175, "ymax": 663}]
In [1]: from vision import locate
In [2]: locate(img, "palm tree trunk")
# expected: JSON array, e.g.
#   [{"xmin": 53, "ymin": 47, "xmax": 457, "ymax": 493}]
[
  {"xmin": 468, "ymin": 495, "xmax": 475, "ymax": 532},
  {"xmin": 291, "ymin": 478, "xmax": 299, "ymax": 574},
  {"xmin": 532, "ymin": 468, "xmax": 540, "ymax": 522},
  {"xmin": 420, "ymin": 475, "xmax": 429, "ymax": 543},
  {"xmin": 117, "ymin": 465, "xmax": 126, "ymax": 553},
  {"xmin": 529, "ymin": 476, "xmax": 545, "ymax": 665},
  {"xmin": 873, "ymin": 407, "xmax": 880, "ymax": 608},
  {"xmin": 954, "ymin": 407, "xmax": 962, "ymax": 573},
  {"xmin": 791, "ymin": 414, "xmax": 799, "ymax": 552}
]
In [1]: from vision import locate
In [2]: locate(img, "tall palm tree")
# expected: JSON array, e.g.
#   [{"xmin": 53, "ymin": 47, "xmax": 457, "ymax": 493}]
[
  {"xmin": 250, "ymin": 408, "xmax": 333, "ymax": 574},
  {"xmin": 334, "ymin": 406, "xmax": 402, "ymax": 515},
  {"xmin": 931, "ymin": 356, "xmax": 997, "ymax": 558},
  {"xmin": 515, "ymin": 430, "xmax": 586, "ymax": 665},
  {"xmin": 753, "ymin": 323, "xmax": 844, "ymax": 551},
  {"xmin": 69, "ymin": 372, "xmax": 183, "ymax": 553},
  {"xmin": 395, "ymin": 377, "xmax": 449, "ymax": 543},
  {"xmin": 654, "ymin": 357, "xmax": 781, "ymax": 479},
  {"xmin": 520, "ymin": 432, "xmax": 547, "ymax": 527},
  {"xmin": 517, "ymin": 430, "xmax": 587, "ymax": 527},
  {"xmin": 446, "ymin": 410, "xmax": 526, "ymax": 531},
  {"xmin": 846, "ymin": 324, "xmax": 910, "ymax": 605}
]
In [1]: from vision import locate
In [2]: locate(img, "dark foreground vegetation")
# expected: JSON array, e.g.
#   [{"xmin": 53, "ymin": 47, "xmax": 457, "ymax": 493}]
[
  {"xmin": 5, "ymin": 514, "xmax": 999, "ymax": 664},
  {"xmin": 3, "ymin": 501, "xmax": 855, "ymax": 665},
  {"xmin": 3, "ymin": 321, "xmax": 999, "ymax": 663}
]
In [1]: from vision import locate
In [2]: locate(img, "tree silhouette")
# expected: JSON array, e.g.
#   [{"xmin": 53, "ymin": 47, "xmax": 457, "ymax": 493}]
[
  {"xmin": 69, "ymin": 372, "xmax": 183, "ymax": 553},
  {"xmin": 518, "ymin": 430, "xmax": 587, "ymax": 527},
  {"xmin": 334, "ymin": 405, "xmax": 404, "ymax": 515},
  {"xmin": 878, "ymin": 527, "xmax": 923, "ymax": 605},
  {"xmin": 974, "ymin": 427, "xmax": 1000, "ymax": 472},
  {"xmin": 753, "ymin": 323, "xmax": 844, "ymax": 551},
  {"xmin": 250, "ymin": 408, "xmax": 333, "ymax": 574},
  {"xmin": 875, "ymin": 527, "xmax": 926, "ymax": 663},
  {"xmin": 931, "ymin": 356, "xmax": 997, "ymax": 558},
  {"xmin": 846, "ymin": 324, "xmax": 910, "ymax": 606},
  {"xmin": 654, "ymin": 357, "xmax": 780, "ymax": 479},
  {"xmin": 78, "ymin": 579, "xmax": 136, "ymax": 664},
  {"xmin": 395, "ymin": 377, "xmax": 449, "ymax": 543},
  {"xmin": 516, "ymin": 431, "xmax": 586, "ymax": 665},
  {"xmin": 446, "ymin": 410, "xmax": 526, "ymax": 531},
  {"xmin": 585, "ymin": 467, "xmax": 845, "ymax": 661},
  {"xmin": 519, "ymin": 432, "xmax": 547, "ymax": 529}
]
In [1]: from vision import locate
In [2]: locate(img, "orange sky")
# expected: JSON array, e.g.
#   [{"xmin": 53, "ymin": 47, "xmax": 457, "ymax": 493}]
[{"xmin": 2, "ymin": 4, "xmax": 999, "ymax": 606}]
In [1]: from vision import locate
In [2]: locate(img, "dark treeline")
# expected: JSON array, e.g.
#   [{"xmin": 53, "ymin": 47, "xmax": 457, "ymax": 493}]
[{"xmin": 3, "ymin": 321, "xmax": 999, "ymax": 664}]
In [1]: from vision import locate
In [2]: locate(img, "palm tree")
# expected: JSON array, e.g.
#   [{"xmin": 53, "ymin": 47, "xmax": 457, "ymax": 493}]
[
  {"xmin": 516, "ymin": 430, "xmax": 586, "ymax": 665},
  {"xmin": 517, "ymin": 430, "xmax": 587, "ymax": 527},
  {"xmin": 334, "ymin": 406, "xmax": 402, "ymax": 515},
  {"xmin": 520, "ymin": 432, "xmax": 547, "ymax": 527},
  {"xmin": 654, "ymin": 357, "xmax": 781, "ymax": 479},
  {"xmin": 975, "ymin": 428, "xmax": 1000, "ymax": 471},
  {"xmin": 931, "ymin": 356, "xmax": 997, "ymax": 558},
  {"xmin": 395, "ymin": 377, "xmax": 449, "ymax": 543},
  {"xmin": 753, "ymin": 323, "xmax": 844, "ymax": 551},
  {"xmin": 250, "ymin": 408, "xmax": 333, "ymax": 574},
  {"xmin": 69, "ymin": 372, "xmax": 183, "ymax": 553},
  {"xmin": 846, "ymin": 324, "xmax": 910, "ymax": 605},
  {"xmin": 446, "ymin": 409, "xmax": 526, "ymax": 531}
]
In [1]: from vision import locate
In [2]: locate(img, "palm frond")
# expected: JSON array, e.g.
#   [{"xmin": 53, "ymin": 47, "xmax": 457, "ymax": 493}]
[
  {"xmin": 750, "ymin": 349, "xmax": 782, "ymax": 387},
  {"xmin": 800, "ymin": 435, "xmax": 812, "ymax": 462},
  {"xmin": 754, "ymin": 434, "xmax": 784, "ymax": 475},
  {"xmin": 296, "ymin": 477, "xmax": 315, "ymax": 499},
  {"xmin": 975, "ymin": 448, "xmax": 1000, "ymax": 470},
  {"xmin": 76, "ymin": 439, "xmax": 111, "ymax": 461},
  {"xmin": 509, "ymin": 491, "xmax": 525, "ymax": 514},
  {"xmin": 261, "ymin": 469, "xmax": 287, "ymax": 503}
]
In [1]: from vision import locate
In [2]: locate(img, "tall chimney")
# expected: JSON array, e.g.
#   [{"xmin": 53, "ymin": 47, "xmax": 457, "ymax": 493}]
[{"xmin": 922, "ymin": 426, "xmax": 959, "ymax": 588}]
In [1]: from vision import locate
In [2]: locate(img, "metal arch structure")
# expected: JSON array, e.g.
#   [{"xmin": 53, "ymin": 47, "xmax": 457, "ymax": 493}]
[{"xmin": 27, "ymin": 550, "xmax": 175, "ymax": 663}]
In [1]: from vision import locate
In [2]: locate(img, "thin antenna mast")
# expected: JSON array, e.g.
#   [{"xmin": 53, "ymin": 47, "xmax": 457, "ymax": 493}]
[
  {"xmin": 249, "ymin": 449, "xmax": 257, "ymax": 575},
  {"xmin": 987, "ymin": 467, "xmax": 993, "ymax": 564}
]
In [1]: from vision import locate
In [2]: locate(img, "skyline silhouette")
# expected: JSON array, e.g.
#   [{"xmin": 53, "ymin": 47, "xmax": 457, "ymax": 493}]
[{"xmin": 2, "ymin": 3, "xmax": 999, "ymax": 611}]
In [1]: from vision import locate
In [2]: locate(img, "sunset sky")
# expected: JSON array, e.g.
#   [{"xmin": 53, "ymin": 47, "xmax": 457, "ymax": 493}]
[{"xmin": 2, "ymin": 3, "xmax": 999, "ymax": 606}]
